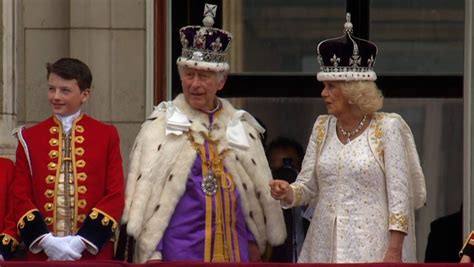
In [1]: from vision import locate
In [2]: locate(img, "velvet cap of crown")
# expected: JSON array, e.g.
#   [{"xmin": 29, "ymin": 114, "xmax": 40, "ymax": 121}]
[
  {"xmin": 176, "ymin": 3, "xmax": 233, "ymax": 72},
  {"xmin": 316, "ymin": 13, "xmax": 378, "ymax": 81}
]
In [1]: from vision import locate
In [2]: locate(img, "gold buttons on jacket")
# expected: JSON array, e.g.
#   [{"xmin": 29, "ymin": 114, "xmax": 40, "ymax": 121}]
[
  {"xmin": 77, "ymin": 186, "xmax": 87, "ymax": 194},
  {"xmin": 49, "ymin": 127, "xmax": 59, "ymax": 134},
  {"xmin": 26, "ymin": 213, "xmax": 35, "ymax": 221},
  {"xmin": 2, "ymin": 236, "xmax": 11, "ymax": 245},
  {"xmin": 75, "ymin": 136, "xmax": 85, "ymax": 144},
  {"xmin": 44, "ymin": 189, "xmax": 54, "ymax": 198},
  {"xmin": 48, "ymin": 162, "xmax": 57, "ymax": 170},
  {"xmin": 44, "ymin": 217, "xmax": 53, "ymax": 225},
  {"xmin": 49, "ymin": 150, "xmax": 59, "ymax": 159},
  {"xmin": 77, "ymin": 172, "xmax": 87, "ymax": 181},
  {"xmin": 44, "ymin": 203, "xmax": 54, "ymax": 211},
  {"xmin": 76, "ymin": 160, "xmax": 86, "ymax": 168},
  {"xmin": 78, "ymin": 199, "xmax": 87, "ymax": 208},
  {"xmin": 49, "ymin": 138, "xmax": 59, "ymax": 146},
  {"xmin": 77, "ymin": 214, "xmax": 86, "ymax": 223},
  {"xmin": 75, "ymin": 147, "xmax": 85, "ymax": 156},
  {"xmin": 75, "ymin": 125, "xmax": 85, "ymax": 133},
  {"xmin": 89, "ymin": 210, "xmax": 99, "ymax": 220},
  {"xmin": 101, "ymin": 217, "xmax": 110, "ymax": 226},
  {"xmin": 45, "ymin": 175, "xmax": 55, "ymax": 184}
]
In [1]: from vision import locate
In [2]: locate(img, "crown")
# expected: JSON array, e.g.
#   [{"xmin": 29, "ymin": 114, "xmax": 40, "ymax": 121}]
[
  {"xmin": 316, "ymin": 13, "xmax": 378, "ymax": 81},
  {"xmin": 176, "ymin": 3, "xmax": 233, "ymax": 72}
]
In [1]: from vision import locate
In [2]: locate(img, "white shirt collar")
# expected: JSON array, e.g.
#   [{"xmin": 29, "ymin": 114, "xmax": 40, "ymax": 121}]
[{"xmin": 54, "ymin": 109, "xmax": 82, "ymax": 134}]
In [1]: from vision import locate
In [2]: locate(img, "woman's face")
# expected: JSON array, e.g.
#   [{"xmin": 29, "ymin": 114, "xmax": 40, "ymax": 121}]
[{"xmin": 320, "ymin": 81, "xmax": 352, "ymax": 117}]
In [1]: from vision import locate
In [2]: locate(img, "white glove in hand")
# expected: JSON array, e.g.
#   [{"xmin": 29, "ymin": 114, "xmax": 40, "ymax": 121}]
[
  {"xmin": 39, "ymin": 233, "xmax": 81, "ymax": 260},
  {"xmin": 0, "ymin": 253, "xmax": 4, "ymax": 261},
  {"xmin": 67, "ymin": 235, "xmax": 86, "ymax": 257}
]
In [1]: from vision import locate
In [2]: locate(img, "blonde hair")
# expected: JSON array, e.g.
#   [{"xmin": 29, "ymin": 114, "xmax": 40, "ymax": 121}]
[{"xmin": 340, "ymin": 81, "xmax": 384, "ymax": 115}]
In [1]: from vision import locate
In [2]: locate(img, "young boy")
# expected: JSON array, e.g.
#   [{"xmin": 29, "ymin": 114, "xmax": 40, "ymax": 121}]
[{"xmin": 0, "ymin": 58, "xmax": 124, "ymax": 261}]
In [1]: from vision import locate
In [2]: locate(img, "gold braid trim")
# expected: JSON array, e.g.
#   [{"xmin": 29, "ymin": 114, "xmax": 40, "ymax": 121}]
[
  {"xmin": 1, "ymin": 233, "xmax": 19, "ymax": 248},
  {"xmin": 315, "ymin": 116, "xmax": 329, "ymax": 148},
  {"xmin": 187, "ymin": 130, "xmax": 235, "ymax": 261},
  {"xmin": 389, "ymin": 213, "xmax": 408, "ymax": 233},
  {"xmin": 17, "ymin": 209, "xmax": 39, "ymax": 230},
  {"xmin": 370, "ymin": 113, "xmax": 385, "ymax": 163},
  {"xmin": 290, "ymin": 184, "xmax": 304, "ymax": 207},
  {"xmin": 90, "ymin": 208, "xmax": 118, "ymax": 232}
]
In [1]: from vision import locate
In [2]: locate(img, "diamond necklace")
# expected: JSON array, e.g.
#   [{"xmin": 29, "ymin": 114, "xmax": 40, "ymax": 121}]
[{"xmin": 338, "ymin": 115, "xmax": 367, "ymax": 143}]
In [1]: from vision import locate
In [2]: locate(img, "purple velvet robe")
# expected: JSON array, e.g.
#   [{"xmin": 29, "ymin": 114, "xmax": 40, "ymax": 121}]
[{"xmin": 156, "ymin": 113, "xmax": 255, "ymax": 261}]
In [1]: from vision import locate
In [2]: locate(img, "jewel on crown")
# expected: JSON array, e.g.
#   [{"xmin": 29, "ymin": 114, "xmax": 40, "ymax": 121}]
[{"xmin": 176, "ymin": 3, "xmax": 233, "ymax": 72}]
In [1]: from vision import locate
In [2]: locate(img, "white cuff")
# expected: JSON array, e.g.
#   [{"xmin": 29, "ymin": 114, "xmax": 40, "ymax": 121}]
[
  {"xmin": 79, "ymin": 236, "xmax": 98, "ymax": 255},
  {"xmin": 29, "ymin": 233, "xmax": 49, "ymax": 254}
]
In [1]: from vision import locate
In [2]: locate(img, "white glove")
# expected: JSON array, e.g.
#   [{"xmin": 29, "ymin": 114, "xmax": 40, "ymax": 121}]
[
  {"xmin": 0, "ymin": 253, "xmax": 4, "ymax": 261},
  {"xmin": 67, "ymin": 235, "xmax": 86, "ymax": 257},
  {"xmin": 39, "ymin": 233, "xmax": 81, "ymax": 260}
]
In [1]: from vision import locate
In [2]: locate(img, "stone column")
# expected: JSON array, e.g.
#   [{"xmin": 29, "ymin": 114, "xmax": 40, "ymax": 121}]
[{"xmin": 0, "ymin": 0, "xmax": 17, "ymax": 160}]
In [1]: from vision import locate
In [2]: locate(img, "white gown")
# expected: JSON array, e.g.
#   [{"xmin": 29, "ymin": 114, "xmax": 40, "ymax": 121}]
[{"xmin": 290, "ymin": 113, "xmax": 424, "ymax": 263}]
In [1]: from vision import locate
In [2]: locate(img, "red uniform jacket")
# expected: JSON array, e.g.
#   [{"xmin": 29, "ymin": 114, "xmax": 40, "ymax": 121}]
[
  {"xmin": 0, "ymin": 158, "xmax": 16, "ymax": 259},
  {"xmin": 1, "ymin": 114, "xmax": 124, "ymax": 260},
  {"xmin": 0, "ymin": 158, "xmax": 14, "ymax": 230}
]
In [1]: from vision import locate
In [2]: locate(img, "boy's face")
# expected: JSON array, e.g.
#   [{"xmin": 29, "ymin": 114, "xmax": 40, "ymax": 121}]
[{"xmin": 47, "ymin": 73, "xmax": 90, "ymax": 117}]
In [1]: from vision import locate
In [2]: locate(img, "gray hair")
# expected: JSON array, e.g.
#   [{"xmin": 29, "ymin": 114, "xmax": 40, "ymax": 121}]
[{"xmin": 177, "ymin": 65, "xmax": 227, "ymax": 82}]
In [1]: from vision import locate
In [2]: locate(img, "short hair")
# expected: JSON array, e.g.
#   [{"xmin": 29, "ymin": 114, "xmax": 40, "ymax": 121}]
[
  {"xmin": 46, "ymin": 58, "xmax": 92, "ymax": 91},
  {"xmin": 177, "ymin": 65, "xmax": 227, "ymax": 83},
  {"xmin": 340, "ymin": 81, "xmax": 384, "ymax": 116},
  {"xmin": 266, "ymin": 137, "xmax": 305, "ymax": 169}
]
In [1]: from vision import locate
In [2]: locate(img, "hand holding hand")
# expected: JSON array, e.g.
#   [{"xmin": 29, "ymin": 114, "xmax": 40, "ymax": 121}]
[
  {"xmin": 269, "ymin": 179, "xmax": 292, "ymax": 203},
  {"xmin": 39, "ymin": 233, "xmax": 81, "ymax": 261}
]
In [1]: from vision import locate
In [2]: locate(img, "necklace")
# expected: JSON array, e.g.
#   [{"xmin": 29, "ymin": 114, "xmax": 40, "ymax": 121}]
[
  {"xmin": 204, "ymin": 99, "xmax": 221, "ymax": 114},
  {"xmin": 338, "ymin": 115, "xmax": 367, "ymax": 143}
]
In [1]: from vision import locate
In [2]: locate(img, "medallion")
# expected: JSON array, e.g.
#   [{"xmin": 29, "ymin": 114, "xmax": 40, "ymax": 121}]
[{"xmin": 201, "ymin": 169, "xmax": 218, "ymax": 195}]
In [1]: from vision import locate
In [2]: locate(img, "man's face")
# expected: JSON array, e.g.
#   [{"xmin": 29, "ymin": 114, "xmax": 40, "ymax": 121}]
[
  {"xmin": 180, "ymin": 67, "xmax": 226, "ymax": 111},
  {"xmin": 47, "ymin": 73, "xmax": 90, "ymax": 116}
]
